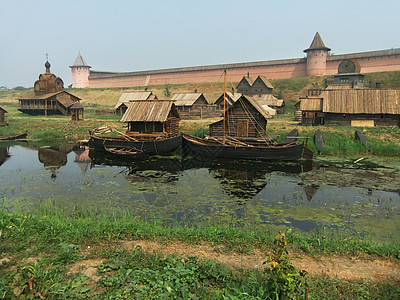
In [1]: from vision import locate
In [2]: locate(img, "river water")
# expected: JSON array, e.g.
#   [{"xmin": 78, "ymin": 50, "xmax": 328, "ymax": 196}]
[{"xmin": 0, "ymin": 144, "xmax": 399, "ymax": 242}]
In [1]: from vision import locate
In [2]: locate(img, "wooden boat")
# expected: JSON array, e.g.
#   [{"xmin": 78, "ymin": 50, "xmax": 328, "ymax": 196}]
[
  {"xmin": 103, "ymin": 143, "xmax": 144, "ymax": 158},
  {"xmin": 182, "ymin": 134, "xmax": 309, "ymax": 161},
  {"xmin": 0, "ymin": 131, "xmax": 27, "ymax": 141},
  {"xmin": 89, "ymin": 134, "xmax": 182, "ymax": 156}
]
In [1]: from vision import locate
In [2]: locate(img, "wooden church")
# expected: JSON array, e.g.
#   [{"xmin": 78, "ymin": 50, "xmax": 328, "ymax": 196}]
[{"xmin": 18, "ymin": 60, "xmax": 84, "ymax": 120}]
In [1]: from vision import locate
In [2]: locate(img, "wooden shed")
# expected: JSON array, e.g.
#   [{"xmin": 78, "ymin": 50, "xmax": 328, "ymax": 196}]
[
  {"xmin": 171, "ymin": 93, "xmax": 209, "ymax": 119},
  {"xmin": 209, "ymin": 95, "xmax": 271, "ymax": 138},
  {"xmin": 236, "ymin": 76, "xmax": 254, "ymax": 94},
  {"xmin": 0, "ymin": 107, "xmax": 8, "ymax": 124},
  {"xmin": 322, "ymin": 89, "xmax": 400, "ymax": 127},
  {"xmin": 299, "ymin": 96, "xmax": 324, "ymax": 125},
  {"xmin": 251, "ymin": 76, "xmax": 274, "ymax": 95},
  {"xmin": 114, "ymin": 91, "xmax": 157, "ymax": 116},
  {"xmin": 121, "ymin": 100, "xmax": 180, "ymax": 136}
]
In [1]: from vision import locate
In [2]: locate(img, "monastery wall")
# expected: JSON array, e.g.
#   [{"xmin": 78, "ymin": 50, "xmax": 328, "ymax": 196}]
[
  {"xmin": 88, "ymin": 59, "xmax": 308, "ymax": 88},
  {"xmin": 80, "ymin": 48, "xmax": 400, "ymax": 89}
]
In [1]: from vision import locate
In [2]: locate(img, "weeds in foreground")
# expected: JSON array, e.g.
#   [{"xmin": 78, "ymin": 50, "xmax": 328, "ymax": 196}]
[{"xmin": 264, "ymin": 232, "xmax": 305, "ymax": 299}]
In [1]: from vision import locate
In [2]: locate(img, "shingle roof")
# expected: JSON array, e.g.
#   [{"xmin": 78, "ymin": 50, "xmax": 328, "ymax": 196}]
[
  {"xmin": 237, "ymin": 95, "xmax": 271, "ymax": 120},
  {"xmin": 121, "ymin": 100, "xmax": 179, "ymax": 122},
  {"xmin": 19, "ymin": 91, "xmax": 81, "ymax": 108},
  {"xmin": 214, "ymin": 92, "xmax": 242, "ymax": 106},
  {"xmin": 114, "ymin": 92, "xmax": 155, "ymax": 109},
  {"xmin": 237, "ymin": 76, "xmax": 254, "ymax": 87},
  {"xmin": 304, "ymin": 32, "xmax": 331, "ymax": 52},
  {"xmin": 171, "ymin": 93, "xmax": 205, "ymax": 106},
  {"xmin": 254, "ymin": 76, "xmax": 274, "ymax": 89},
  {"xmin": 247, "ymin": 94, "xmax": 284, "ymax": 107}
]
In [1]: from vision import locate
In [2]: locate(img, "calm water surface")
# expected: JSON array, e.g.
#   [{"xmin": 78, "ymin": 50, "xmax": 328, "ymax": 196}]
[{"xmin": 0, "ymin": 144, "xmax": 399, "ymax": 241}]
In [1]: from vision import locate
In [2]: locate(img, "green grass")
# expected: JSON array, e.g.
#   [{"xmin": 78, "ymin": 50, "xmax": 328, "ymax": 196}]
[
  {"xmin": 1, "ymin": 203, "xmax": 398, "ymax": 261},
  {"xmin": 0, "ymin": 207, "xmax": 399, "ymax": 299}
]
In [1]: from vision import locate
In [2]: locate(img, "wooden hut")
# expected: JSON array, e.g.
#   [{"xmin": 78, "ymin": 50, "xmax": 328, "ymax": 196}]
[
  {"xmin": 171, "ymin": 93, "xmax": 209, "ymax": 119},
  {"xmin": 236, "ymin": 76, "xmax": 254, "ymax": 94},
  {"xmin": 18, "ymin": 61, "xmax": 84, "ymax": 120},
  {"xmin": 209, "ymin": 95, "xmax": 271, "ymax": 138},
  {"xmin": 251, "ymin": 76, "xmax": 274, "ymax": 95},
  {"xmin": 0, "ymin": 107, "xmax": 8, "ymax": 124},
  {"xmin": 114, "ymin": 91, "xmax": 157, "ymax": 116},
  {"xmin": 299, "ymin": 96, "xmax": 324, "ymax": 125},
  {"xmin": 121, "ymin": 100, "xmax": 180, "ymax": 136},
  {"xmin": 322, "ymin": 89, "xmax": 400, "ymax": 127},
  {"xmin": 236, "ymin": 75, "xmax": 274, "ymax": 96}
]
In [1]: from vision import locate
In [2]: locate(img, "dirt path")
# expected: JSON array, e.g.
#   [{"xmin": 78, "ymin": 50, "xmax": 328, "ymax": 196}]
[{"xmin": 114, "ymin": 239, "xmax": 400, "ymax": 284}]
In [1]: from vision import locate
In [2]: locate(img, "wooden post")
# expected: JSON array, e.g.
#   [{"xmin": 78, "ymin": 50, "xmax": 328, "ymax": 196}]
[{"xmin": 223, "ymin": 70, "xmax": 226, "ymax": 145}]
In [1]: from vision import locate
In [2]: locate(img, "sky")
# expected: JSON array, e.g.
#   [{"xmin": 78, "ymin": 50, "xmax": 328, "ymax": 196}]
[{"xmin": 1, "ymin": 0, "xmax": 399, "ymax": 88}]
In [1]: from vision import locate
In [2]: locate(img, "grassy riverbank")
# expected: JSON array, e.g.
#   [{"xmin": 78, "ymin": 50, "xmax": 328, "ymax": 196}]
[{"xmin": 0, "ymin": 207, "xmax": 399, "ymax": 299}]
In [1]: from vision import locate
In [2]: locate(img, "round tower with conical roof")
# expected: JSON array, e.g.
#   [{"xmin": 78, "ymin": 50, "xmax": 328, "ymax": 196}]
[
  {"xmin": 70, "ymin": 52, "xmax": 91, "ymax": 88},
  {"xmin": 304, "ymin": 32, "xmax": 331, "ymax": 76}
]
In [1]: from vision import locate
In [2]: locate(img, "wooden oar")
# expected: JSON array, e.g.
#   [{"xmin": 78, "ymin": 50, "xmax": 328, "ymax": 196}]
[{"xmin": 112, "ymin": 128, "xmax": 138, "ymax": 141}]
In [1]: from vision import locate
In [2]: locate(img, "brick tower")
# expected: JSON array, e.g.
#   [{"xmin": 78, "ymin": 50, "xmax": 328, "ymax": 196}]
[
  {"xmin": 70, "ymin": 52, "xmax": 91, "ymax": 88},
  {"xmin": 304, "ymin": 32, "xmax": 331, "ymax": 76}
]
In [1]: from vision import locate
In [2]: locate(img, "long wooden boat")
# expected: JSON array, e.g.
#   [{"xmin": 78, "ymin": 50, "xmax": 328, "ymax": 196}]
[
  {"xmin": 182, "ymin": 134, "xmax": 310, "ymax": 161},
  {"xmin": 103, "ymin": 143, "xmax": 145, "ymax": 158},
  {"xmin": 0, "ymin": 131, "xmax": 27, "ymax": 141},
  {"xmin": 88, "ymin": 134, "xmax": 182, "ymax": 156}
]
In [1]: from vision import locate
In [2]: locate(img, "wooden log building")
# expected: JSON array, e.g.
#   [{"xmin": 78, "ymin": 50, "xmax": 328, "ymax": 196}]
[
  {"xmin": 236, "ymin": 75, "xmax": 274, "ymax": 96},
  {"xmin": 209, "ymin": 95, "xmax": 271, "ymax": 138},
  {"xmin": 323, "ymin": 89, "xmax": 400, "ymax": 127},
  {"xmin": 121, "ymin": 100, "xmax": 180, "ymax": 136},
  {"xmin": 171, "ymin": 93, "xmax": 211, "ymax": 119},
  {"xmin": 18, "ymin": 61, "xmax": 84, "ymax": 120}
]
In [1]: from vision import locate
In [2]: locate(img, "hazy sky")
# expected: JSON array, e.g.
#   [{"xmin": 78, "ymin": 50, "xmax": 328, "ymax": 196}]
[{"xmin": 1, "ymin": 0, "xmax": 399, "ymax": 88}]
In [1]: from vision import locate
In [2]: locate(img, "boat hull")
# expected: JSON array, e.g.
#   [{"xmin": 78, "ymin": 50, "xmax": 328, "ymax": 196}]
[
  {"xmin": 89, "ymin": 135, "xmax": 182, "ymax": 156},
  {"xmin": 0, "ymin": 132, "xmax": 27, "ymax": 141},
  {"xmin": 182, "ymin": 134, "xmax": 305, "ymax": 161}
]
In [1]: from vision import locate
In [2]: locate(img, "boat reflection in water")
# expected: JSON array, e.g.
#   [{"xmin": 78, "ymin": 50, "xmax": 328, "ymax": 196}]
[
  {"xmin": 89, "ymin": 148, "xmax": 312, "ymax": 198},
  {"xmin": 0, "ymin": 146, "xmax": 10, "ymax": 167}
]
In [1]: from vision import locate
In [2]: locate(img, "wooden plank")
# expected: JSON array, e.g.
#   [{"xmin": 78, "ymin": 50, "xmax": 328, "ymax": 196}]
[{"xmin": 351, "ymin": 120, "xmax": 374, "ymax": 127}]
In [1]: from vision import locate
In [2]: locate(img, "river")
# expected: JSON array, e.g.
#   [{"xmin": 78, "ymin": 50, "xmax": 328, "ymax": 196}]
[{"xmin": 0, "ymin": 144, "xmax": 399, "ymax": 242}]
